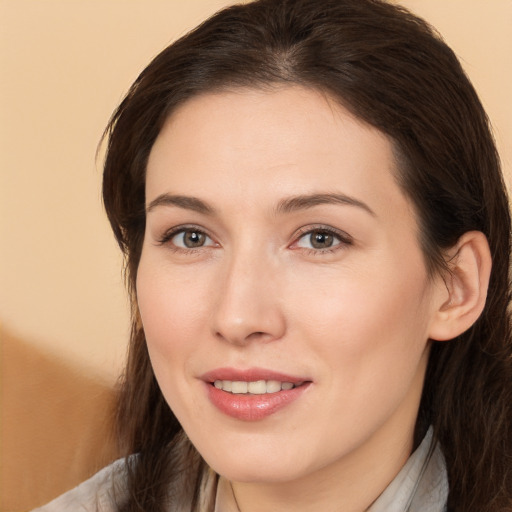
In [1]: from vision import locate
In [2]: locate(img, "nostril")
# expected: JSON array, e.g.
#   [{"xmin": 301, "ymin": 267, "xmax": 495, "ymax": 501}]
[{"xmin": 246, "ymin": 331, "xmax": 273, "ymax": 342}]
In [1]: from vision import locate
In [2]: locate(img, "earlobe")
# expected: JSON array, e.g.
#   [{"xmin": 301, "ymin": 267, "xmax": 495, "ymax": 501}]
[{"xmin": 428, "ymin": 231, "xmax": 492, "ymax": 342}]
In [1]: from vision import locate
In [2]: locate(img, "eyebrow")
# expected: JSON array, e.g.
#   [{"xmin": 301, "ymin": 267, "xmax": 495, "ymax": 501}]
[
  {"xmin": 275, "ymin": 193, "xmax": 376, "ymax": 216},
  {"xmin": 146, "ymin": 192, "xmax": 375, "ymax": 217},
  {"xmin": 146, "ymin": 194, "xmax": 216, "ymax": 215}
]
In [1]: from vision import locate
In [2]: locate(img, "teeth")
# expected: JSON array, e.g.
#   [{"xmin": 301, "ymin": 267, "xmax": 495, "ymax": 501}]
[
  {"xmin": 266, "ymin": 380, "xmax": 281, "ymax": 393},
  {"xmin": 248, "ymin": 380, "xmax": 266, "ymax": 394},
  {"xmin": 213, "ymin": 380, "xmax": 301, "ymax": 394},
  {"xmin": 231, "ymin": 381, "xmax": 247, "ymax": 394}
]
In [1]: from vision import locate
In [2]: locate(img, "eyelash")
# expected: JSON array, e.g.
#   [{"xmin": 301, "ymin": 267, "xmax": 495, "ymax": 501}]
[{"xmin": 156, "ymin": 224, "xmax": 353, "ymax": 255}]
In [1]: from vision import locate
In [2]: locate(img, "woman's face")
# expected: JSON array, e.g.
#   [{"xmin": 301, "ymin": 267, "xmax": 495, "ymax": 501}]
[{"xmin": 137, "ymin": 87, "xmax": 445, "ymax": 484}]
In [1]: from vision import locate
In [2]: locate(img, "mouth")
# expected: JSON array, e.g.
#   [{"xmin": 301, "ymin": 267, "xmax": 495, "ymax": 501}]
[{"xmin": 201, "ymin": 368, "xmax": 312, "ymax": 421}]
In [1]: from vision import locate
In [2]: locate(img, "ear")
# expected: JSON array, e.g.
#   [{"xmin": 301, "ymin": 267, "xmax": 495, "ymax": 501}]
[{"xmin": 428, "ymin": 231, "xmax": 492, "ymax": 341}]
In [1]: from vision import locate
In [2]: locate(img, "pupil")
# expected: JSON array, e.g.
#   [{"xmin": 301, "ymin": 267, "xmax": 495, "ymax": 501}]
[
  {"xmin": 311, "ymin": 231, "xmax": 333, "ymax": 249},
  {"xmin": 184, "ymin": 231, "xmax": 204, "ymax": 248}
]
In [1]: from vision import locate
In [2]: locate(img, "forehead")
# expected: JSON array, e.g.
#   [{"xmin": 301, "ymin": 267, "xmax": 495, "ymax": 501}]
[{"xmin": 146, "ymin": 86, "xmax": 412, "ymax": 222}]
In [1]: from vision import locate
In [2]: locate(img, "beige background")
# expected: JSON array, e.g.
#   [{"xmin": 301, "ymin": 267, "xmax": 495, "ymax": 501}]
[{"xmin": 1, "ymin": 1, "xmax": 511, "ymax": 510}]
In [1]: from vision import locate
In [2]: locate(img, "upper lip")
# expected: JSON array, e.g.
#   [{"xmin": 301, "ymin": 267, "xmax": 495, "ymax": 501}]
[{"xmin": 200, "ymin": 367, "xmax": 310, "ymax": 384}]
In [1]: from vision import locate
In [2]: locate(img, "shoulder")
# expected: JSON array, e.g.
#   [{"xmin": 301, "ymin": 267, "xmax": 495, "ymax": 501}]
[{"xmin": 31, "ymin": 458, "xmax": 128, "ymax": 512}]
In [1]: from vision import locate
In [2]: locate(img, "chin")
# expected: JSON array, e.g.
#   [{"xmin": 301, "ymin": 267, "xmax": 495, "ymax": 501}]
[{"xmin": 200, "ymin": 444, "xmax": 313, "ymax": 484}]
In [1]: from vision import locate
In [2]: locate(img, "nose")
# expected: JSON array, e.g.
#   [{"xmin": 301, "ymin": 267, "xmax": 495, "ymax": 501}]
[{"xmin": 211, "ymin": 249, "xmax": 286, "ymax": 346}]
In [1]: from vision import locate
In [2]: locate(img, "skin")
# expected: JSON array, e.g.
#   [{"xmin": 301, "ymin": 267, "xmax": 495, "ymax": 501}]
[{"xmin": 137, "ymin": 86, "xmax": 450, "ymax": 511}]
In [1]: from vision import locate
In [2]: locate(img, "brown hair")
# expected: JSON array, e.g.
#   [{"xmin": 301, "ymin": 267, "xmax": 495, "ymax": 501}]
[{"xmin": 102, "ymin": 0, "xmax": 512, "ymax": 510}]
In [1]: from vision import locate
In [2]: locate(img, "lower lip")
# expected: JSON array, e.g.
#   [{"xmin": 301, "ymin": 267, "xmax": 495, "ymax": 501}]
[{"xmin": 205, "ymin": 382, "xmax": 311, "ymax": 421}]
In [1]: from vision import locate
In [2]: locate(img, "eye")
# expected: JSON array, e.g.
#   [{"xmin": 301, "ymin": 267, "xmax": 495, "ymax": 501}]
[
  {"xmin": 160, "ymin": 227, "xmax": 217, "ymax": 249},
  {"xmin": 174, "ymin": 230, "xmax": 208, "ymax": 248},
  {"xmin": 297, "ymin": 230, "xmax": 339, "ymax": 249},
  {"xmin": 293, "ymin": 227, "xmax": 352, "ymax": 252}
]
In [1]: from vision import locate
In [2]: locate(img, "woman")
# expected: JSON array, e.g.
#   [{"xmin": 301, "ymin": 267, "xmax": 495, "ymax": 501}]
[{"xmin": 36, "ymin": 0, "xmax": 511, "ymax": 510}]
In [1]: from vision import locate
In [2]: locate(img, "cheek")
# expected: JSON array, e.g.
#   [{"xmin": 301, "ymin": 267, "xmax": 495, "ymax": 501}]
[
  {"xmin": 295, "ymin": 263, "xmax": 429, "ymax": 333},
  {"xmin": 135, "ymin": 255, "xmax": 213, "ymax": 392},
  {"xmin": 288, "ymin": 254, "xmax": 433, "ymax": 386},
  {"xmin": 137, "ymin": 257, "xmax": 207, "ymax": 341},
  {"xmin": 136, "ymin": 257, "xmax": 216, "ymax": 423}
]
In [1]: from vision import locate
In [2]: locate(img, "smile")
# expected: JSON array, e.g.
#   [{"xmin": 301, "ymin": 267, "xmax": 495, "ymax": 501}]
[{"xmin": 213, "ymin": 380, "xmax": 303, "ymax": 394}]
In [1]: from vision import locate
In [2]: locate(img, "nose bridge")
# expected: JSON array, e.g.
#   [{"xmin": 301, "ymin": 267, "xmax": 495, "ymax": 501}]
[{"xmin": 212, "ymin": 241, "xmax": 285, "ymax": 345}]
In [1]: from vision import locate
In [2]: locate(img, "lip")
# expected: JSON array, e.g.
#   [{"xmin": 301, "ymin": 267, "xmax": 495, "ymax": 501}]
[
  {"xmin": 200, "ymin": 367, "xmax": 312, "ymax": 421},
  {"xmin": 201, "ymin": 367, "xmax": 309, "ymax": 384}
]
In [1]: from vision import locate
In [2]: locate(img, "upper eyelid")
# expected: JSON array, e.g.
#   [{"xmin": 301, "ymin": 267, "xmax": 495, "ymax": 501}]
[
  {"xmin": 156, "ymin": 224, "xmax": 214, "ymax": 245},
  {"xmin": 292, "ymin": 225, "xmax": 353, "ymax": 242}
]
